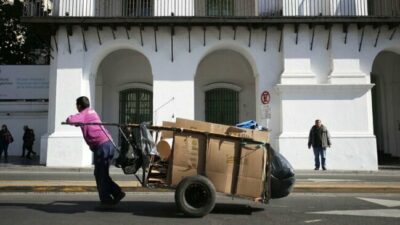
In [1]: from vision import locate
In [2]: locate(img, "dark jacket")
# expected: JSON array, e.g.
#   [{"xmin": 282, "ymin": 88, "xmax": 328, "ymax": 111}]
[
  {"xmin": 23, "ymin": 129, "xmax": 35, "ymax": 146},
  {"xmin": 308, "ymin": 125, "xmax": 331, "ymax": 148}
]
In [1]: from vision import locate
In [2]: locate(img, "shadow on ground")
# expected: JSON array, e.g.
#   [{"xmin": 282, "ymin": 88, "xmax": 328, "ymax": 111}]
[{"xmin": 0, "ymin": 201, "xmax": 265, "ymax": 218}]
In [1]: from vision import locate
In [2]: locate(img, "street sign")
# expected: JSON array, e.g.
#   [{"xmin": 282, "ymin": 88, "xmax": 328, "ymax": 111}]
[{"xmin": 261, "ymin": 91, "xmax": 270, "ymax": 104}]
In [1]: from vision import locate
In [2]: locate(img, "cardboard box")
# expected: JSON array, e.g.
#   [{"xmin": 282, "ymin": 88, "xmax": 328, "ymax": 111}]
[
  {"xmin": 235, "ymin": 145, "xmax": 266, "ymax": 198},
  {"xmin": 170, "ymin": 118, "xmax": 268, "ymax": 198},
  {"xmin": 205, "ymin": 138, "xmax": 237, "ymax": 193},
  {"xmin": 176, "ymin": 118, "xmax": 214, "ymax": 132},
  {"xmin": 170, "ymin": 134, "xmax": 206, "ymax": 185},
  {"xmin": 161, "ymin": 121, "xmax": 175, "ymax": 139},
  {"xmin": 205, "ymin": 140, "xmax": 266, "ymax": 198},
  {"xmin": 176, "ymin": 118, "xmax": 269, "ymax": 143}
]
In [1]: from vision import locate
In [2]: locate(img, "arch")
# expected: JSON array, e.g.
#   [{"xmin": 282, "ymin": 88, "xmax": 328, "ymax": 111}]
[
  {"xmin": 84, "ymin": 39, "xmax": 153, "ymax": 82},
  {"xmin": 370, "ymin": 49, "xmax": 400, "ymax": 161},
  {"xmin": 366, "ymin": 46, "xmax": 400, "ymax": 74},
  {"xmin": 94, "ymin": 46, "xmax": 154, "ymax": 143},
  {"xmin": 195, "ymin": 41, "xmax": 260, "ymax": 79},
  {"xmin": 194, "ymin": 47, "xmax": 256, "ymax": 124}
]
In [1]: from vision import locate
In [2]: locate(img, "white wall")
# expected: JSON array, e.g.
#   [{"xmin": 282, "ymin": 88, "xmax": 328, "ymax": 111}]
[
  {"xmin": 0, "ymin": 65, "xmax": 49, "ymax": 157},
  {"xmin": 42, "ymin": 20, "xmax": 400, "ymax": 170}
]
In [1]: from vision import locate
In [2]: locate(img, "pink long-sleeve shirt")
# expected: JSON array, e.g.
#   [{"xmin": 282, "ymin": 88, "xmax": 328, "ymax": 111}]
[{"xmin": 67, "ymin": 108, "xmax": 112, "ymax": 150}]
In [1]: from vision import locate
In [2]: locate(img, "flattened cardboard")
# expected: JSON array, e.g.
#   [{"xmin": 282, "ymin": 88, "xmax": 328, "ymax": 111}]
[
  {"xmin": 170, "ymin": 134, "xmax": 205, "ymax": 185},
  {"xmin": 235, "ymin": 146, "xmax": 266, "ymax": 198},
  {"xmin": 205, "ymin": 138, "xmax": 237, "ymax": 193},
  {"xmin": 176, "ymin": 118, "xmax": 269, "ymax": 143},
  {"xmin": 170, "ymin": 118, "xmax": 268, "ymax": 198},
  {"xmin": 161, "ymin": 121, "xmax": 175, "ymax": 139},
  {"xmin": 176, "ymin": 118, "xmax": 213, "ymax": 132}
]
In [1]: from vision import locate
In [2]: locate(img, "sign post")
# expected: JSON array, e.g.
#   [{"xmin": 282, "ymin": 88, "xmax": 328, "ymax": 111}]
[{"xmin": 260, "ymin": 91, "xmax": 271, "ymax": 130}]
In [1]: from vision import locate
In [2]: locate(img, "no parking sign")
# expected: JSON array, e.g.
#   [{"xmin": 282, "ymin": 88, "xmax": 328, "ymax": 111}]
[{"xmin": 261, "ymin": 91, "xmax": 270, "ymax": 105}]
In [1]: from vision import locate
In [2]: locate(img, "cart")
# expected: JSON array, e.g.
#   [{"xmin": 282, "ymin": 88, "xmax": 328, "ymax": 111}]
[{"xmin": 63, "ymin": 119, "xmax": 272, "ymax": 217}]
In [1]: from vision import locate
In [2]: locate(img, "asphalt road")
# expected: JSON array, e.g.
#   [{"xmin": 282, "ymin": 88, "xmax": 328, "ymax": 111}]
[{"xmin": 0, "ymin": 192, "xmax": 399, "ymax": 225}]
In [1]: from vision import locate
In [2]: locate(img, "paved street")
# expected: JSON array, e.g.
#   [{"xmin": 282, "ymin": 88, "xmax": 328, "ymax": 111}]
[{"xmin": 0, "ymin": 192, "xmax": 399, "ymax": 225}]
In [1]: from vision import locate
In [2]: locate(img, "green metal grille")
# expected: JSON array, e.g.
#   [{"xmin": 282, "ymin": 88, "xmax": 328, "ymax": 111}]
[
  {"xmin": 207, "ymin": 0, "xmax": 234, "ymax": 16},
  {"xmin": 119, "ymin": 88, "xmax": 153, "ymax": 124},
  {"xmin": 205, "ymin": 88, "xmax": 238, "ymax": 125}
]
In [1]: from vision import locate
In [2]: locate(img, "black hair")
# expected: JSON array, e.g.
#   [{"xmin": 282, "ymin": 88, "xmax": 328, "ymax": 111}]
[{"xmin": 76, "ymin": 96, "xmax": 90, "ymax": 110}]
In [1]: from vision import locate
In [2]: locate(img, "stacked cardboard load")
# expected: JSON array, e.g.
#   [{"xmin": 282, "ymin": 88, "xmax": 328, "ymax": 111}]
[{"xmin": 169, "ymin": 118, "xmax": 269, "ymax": 199}]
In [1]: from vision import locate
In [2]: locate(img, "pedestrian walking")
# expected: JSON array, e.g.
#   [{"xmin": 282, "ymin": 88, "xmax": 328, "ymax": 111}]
[
  {"xmin": 308, "ymin": 119, "xmax": 331, "ymax": 170},
  {"xmin": 66, "ymin": 96, "xmax": 125, "ymax": 206},
  {"xmin": 0, "ymin": 124, "xmax": 14, "ymax": 162},
  {"xmin": 22, "ymin": 126, "xmax": 36, "ymax": 159}
]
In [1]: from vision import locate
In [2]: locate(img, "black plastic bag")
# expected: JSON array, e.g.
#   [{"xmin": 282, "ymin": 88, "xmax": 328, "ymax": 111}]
[
  {"xmin": 270, "ymin": 148, "xmax": 296, "ymax": 199},
  {"xmin": 115, "ymin": 128, "xmax": 143, "ymax": 175}
]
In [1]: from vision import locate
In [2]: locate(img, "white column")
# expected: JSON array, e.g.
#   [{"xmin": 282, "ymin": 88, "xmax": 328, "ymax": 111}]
[
  {"xmin": 329, "ymin": 24, "xmax": 368, "ymax": 84},
  {"xmin": 44, "ymin": 27, "xmax": 93, "ymax": 167},
  {"xmin": 281, "ymin": 25, "xmax": 316, "ymax": 84}
]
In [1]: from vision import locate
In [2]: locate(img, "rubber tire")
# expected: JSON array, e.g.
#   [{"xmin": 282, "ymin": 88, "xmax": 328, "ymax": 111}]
[{"xmin": 175, "ymin": 175, "xmax": 216, "ymax": 217}]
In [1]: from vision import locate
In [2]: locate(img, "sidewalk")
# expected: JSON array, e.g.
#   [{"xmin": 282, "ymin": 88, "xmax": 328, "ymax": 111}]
[{"xmin": 1, "ymin": 156, "xmax": 400, "ymax": 193}]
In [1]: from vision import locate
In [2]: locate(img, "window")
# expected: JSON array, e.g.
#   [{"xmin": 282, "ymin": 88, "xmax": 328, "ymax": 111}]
[
  {"xmin": 205, "ymin": 88, "xmax": 238, "ymax": 125},
  {"xmin": 123, "ymin": 0, "xmax": 152, "ymax": 16},
  {"xmin": 119, "ymin": 88, "xmax": 153, "ymax": 124},
  {"xmin": 207, "ymin": 0, "xmax": 234, "ymax": 16}
]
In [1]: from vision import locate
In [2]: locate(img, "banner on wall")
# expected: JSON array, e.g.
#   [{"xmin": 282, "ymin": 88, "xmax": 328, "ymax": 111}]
[{"xmin": 0, "ymin": 65, "xmax": 49, "ymax": 100}]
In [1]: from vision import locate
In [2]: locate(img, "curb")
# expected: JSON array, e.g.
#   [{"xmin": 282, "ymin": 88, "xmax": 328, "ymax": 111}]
[
  {"xmin": 1, "ymin": 181, "xmax": 400, "ymax": 193},
  {"xmin": 293, "ymin": 182, "xmax": 400, "ymax": 193}
]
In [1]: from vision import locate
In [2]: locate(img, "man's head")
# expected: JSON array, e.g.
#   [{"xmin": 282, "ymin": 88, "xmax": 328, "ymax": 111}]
[
  {"xmin": 76, "ymin": 96, "xmax": 90, "ymax": 112},
  {"xmin": 315, "ymin": 119, "xmax": 322, "ymax": 128}
]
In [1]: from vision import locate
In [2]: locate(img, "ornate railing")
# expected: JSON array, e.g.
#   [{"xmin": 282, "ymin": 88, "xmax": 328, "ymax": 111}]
[{"xmin": 23, "ymin": 0, "xmax": 400, "ymax": 17}]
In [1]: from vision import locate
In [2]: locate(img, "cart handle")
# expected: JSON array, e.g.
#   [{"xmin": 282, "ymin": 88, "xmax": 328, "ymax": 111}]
[{"xmin": 62, "ymin": 122, "xmax": 268, "ymax": 145}]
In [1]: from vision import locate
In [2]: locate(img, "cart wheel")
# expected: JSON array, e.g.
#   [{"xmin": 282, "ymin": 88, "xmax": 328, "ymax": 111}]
[{"xmin": 175, "ymin": 175, "xmax": 216, "ymax": 217}]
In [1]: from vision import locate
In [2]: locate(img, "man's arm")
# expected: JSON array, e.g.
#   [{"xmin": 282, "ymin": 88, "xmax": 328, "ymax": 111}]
[
  {"xmin": 327, "ymin": 129, "xmax": 331, "ymax": 147},
  {"xmin": 66, "ymin": 112, "xmax": 84, "ymax": 126},
  {"xmin": 308, "ymin": 127, "xmax": 313, "ymax": 149}
]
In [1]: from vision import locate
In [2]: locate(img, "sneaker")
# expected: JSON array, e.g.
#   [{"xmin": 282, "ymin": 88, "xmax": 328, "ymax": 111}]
[
  {"xmin": 112, "ymin": 191, "xmax": 126, "ymax": 205},
  {"xmin": 322, "ymin": 167, "xmax": 327, "ymax": 171},
  {"xmin": 314, "ymin": 167, "xmax": 319, "ymax": 170}
]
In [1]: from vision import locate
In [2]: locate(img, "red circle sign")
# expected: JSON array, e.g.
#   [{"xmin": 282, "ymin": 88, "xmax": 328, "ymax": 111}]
[{"xmin": 261, "ymin": 91, "xmax": 270, "ymax": 104}]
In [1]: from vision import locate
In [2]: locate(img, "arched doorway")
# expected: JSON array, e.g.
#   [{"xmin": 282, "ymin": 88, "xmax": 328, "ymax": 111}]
[
  {"xmin": 371, "ymin": 51, "xmax": 400, "ymax": 163},
  {"xmin": 195, "ymin": 49, "xmax": 255, "ymax": 125},
  {"xmin": 96, "ymin": 49, "xmax": 153, "ymax": 141}
]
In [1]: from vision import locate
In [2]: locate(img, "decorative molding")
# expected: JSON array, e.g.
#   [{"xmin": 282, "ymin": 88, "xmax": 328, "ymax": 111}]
[
  {"xmin": 275, "ymin": 84, "xmax": 374, "ymax": 94},
  {"xmin": 202, "ymin": 82, "xmax": 242, "ymax": 92},
  {"xmin": 278, "ymin": 132, "xmax": 376, "ymax": 138},
  {"xmin": 117, "ymin": 82, "xmax": 153, "ymax": 92}
]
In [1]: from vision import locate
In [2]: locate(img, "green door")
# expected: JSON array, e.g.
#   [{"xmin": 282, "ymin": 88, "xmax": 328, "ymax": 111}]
[
  {"xmin": 205, "ymin": 88, "xmax": 238, "ymax": 125},
  {"xmin": 119, "ymin": 88, "xmax": 153, "ymax": 124}
]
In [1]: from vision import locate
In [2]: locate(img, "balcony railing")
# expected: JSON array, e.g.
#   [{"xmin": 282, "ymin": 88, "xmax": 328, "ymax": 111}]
[{"xmin": 23, "ymin": 0, "xmax": 400, "ymax": 18}]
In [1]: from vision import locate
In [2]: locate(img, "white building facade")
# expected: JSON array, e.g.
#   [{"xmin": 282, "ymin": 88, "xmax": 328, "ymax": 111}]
[{"xmin": 14, "ymin": 0, "xmax": 400, "ymax": 170}]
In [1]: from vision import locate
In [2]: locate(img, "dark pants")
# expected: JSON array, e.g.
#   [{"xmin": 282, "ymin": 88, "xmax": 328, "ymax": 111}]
[
  {"xmin": 0, "ymin": 142, "xmax": 9, "ymax": 160},
  {"xmin": 22, "ymin": 143, "xmax": 35, "ymax": 158},
  {"xmin": 313, "ymin": 146, "xmax": 326, "ymax": 169},
  {"xmin": 93, "ymin": 140, "xmax": 122, "ymax": 203}
]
